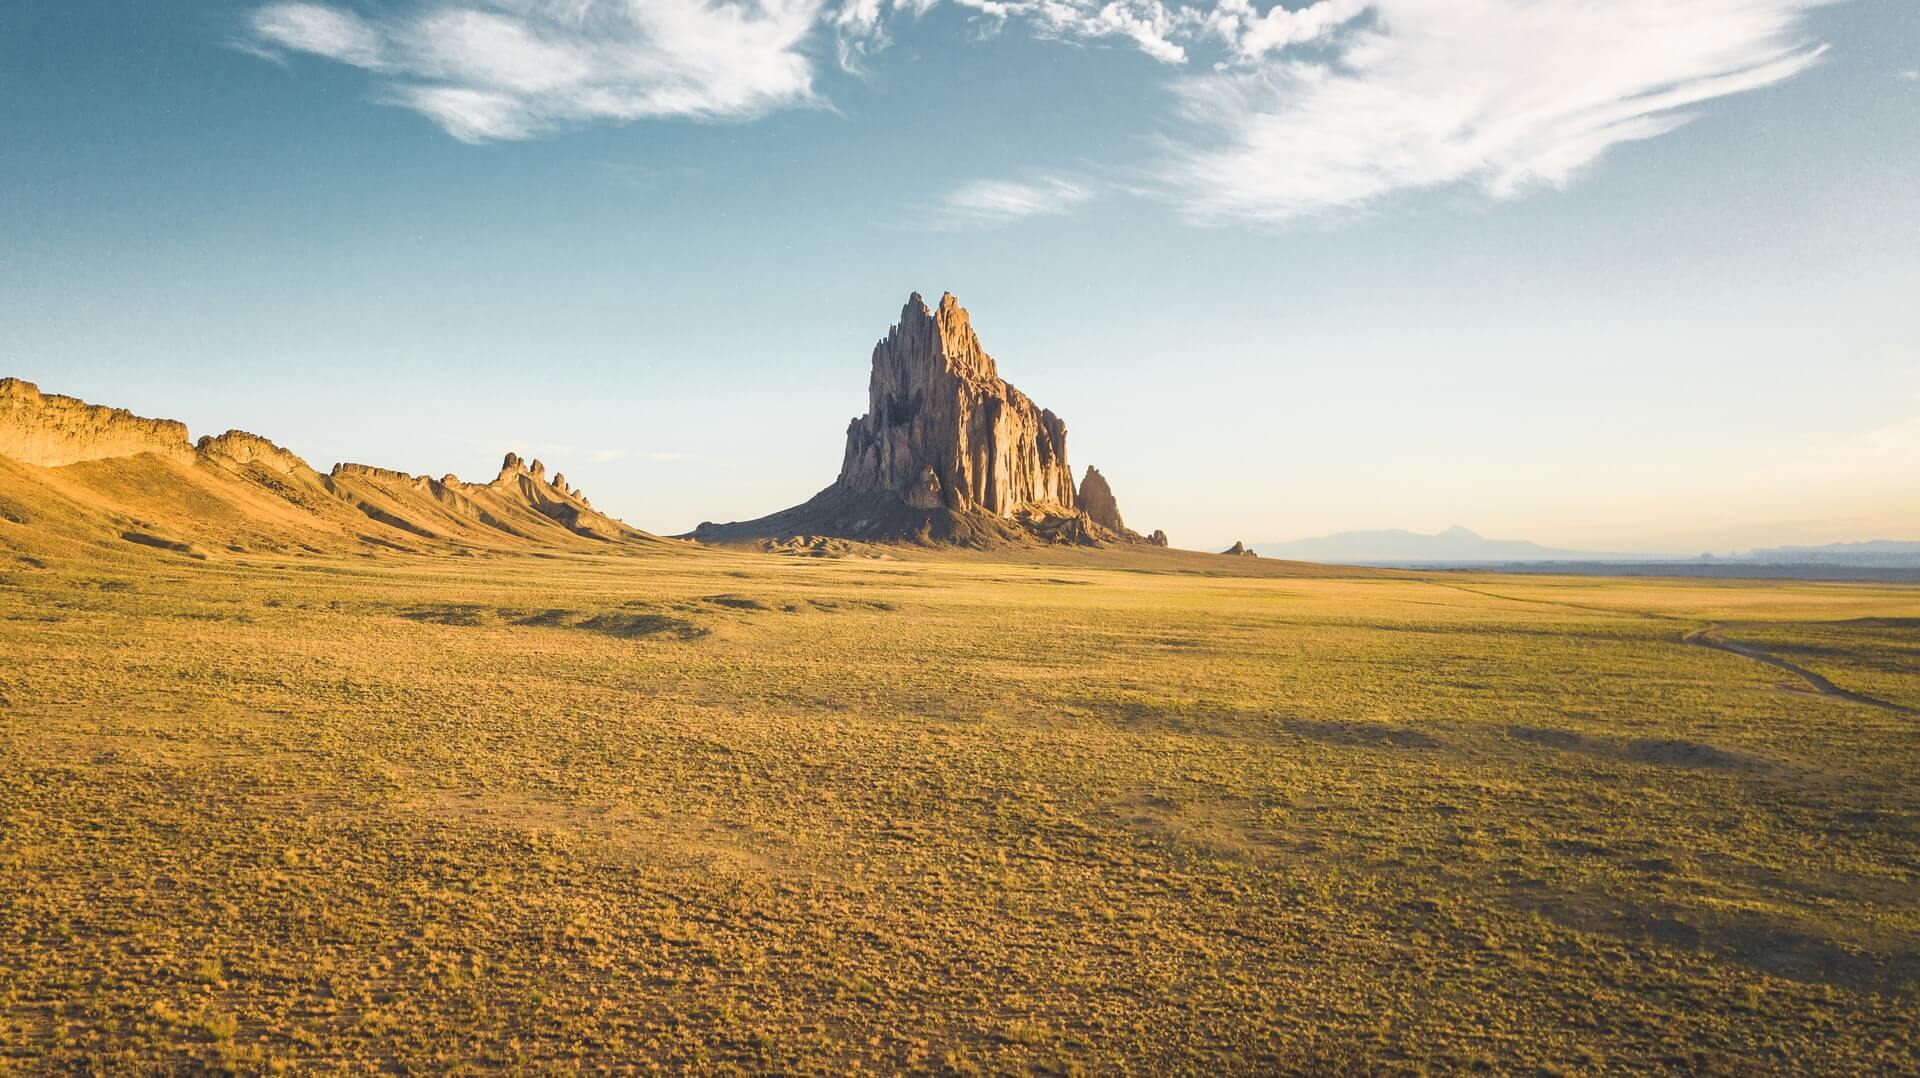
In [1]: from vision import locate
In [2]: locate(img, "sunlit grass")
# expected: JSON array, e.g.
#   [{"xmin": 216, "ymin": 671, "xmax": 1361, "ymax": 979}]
[{"xmin": 0, "ymin": 546, "xmax": 1915, "ymax": 1072}]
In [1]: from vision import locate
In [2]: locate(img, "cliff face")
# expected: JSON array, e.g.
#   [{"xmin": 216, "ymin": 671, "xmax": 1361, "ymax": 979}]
[
  {"xmin": 0, "ymin": 378, "xmax": 193, "ymax": 466},
  {"xmin": 837, "ymin": 293, "xmax": 1075, "ymax": 516}
]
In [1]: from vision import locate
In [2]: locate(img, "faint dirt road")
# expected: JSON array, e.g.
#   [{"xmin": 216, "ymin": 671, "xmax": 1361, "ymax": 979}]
[{"xmin": 1684, "ymin": 624, "xmax": 1918, "ymax": 716}]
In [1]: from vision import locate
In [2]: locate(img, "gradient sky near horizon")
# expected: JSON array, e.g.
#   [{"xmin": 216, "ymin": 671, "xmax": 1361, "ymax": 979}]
[{"xmin": 3, "ymin": 0, "xmax": 1916, "ymax": 552}]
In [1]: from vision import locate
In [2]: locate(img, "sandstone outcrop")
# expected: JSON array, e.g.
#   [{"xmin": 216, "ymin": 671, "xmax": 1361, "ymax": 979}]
[
  {"xmin": 328, "ymin": 462, "xmax": 419, "ymax": 483},
  {"xmin": 1077, "ymin": 466, "xmax": 1126, "ymax": 533},
  {"xmin": 693, "ymin": 293, "xmax": 1161, "ymax": 548},
  {"xmin": 0, "ymin": 378, "xmax": 193, "ymax": 466},
  {"xmin": 837, "ymin": 293, "xmax": 1075, "ymax": 515},
  {"xmin": 0, "ymin": 375, "xmax": 660, "ymax": 558},
  {"xmin": 198, "ymin": 430, "xmax": 318, "ymax": 477},
  {"xmin": 323, "ymin": 452, "xmax": 633, "ymax": 544},
  {"xmin": 1073, "ymin": 464, "xmax": 1173, "ymax": 548},
  {"xmin": 1222, "ymin": 541, "xmax": 1258, "ymax": 557},
  {"xmin": 494, "ymin": 453, "xmax": 583, "ymax": 501}
]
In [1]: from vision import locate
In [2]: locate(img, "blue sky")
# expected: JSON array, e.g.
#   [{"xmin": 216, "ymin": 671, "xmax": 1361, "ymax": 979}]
[{"xmin": 2, "ymin": 0, "xmax": 1916, "ymax": 551}]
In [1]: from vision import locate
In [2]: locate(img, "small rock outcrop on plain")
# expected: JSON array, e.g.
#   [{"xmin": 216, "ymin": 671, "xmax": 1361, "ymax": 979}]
[
  {"xmin": 1222, "ymin": 541, "xmax": 1259, "ymax": 557},
  {"xmin": 693, "ymin": 292, "xmax": 1164, "ymax": 548}
]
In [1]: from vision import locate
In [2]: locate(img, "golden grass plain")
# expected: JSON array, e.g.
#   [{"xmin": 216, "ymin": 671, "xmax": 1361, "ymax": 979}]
[{"xmin": 1, "ymin": 543, "xmax": 1916, "ymax": 1073}]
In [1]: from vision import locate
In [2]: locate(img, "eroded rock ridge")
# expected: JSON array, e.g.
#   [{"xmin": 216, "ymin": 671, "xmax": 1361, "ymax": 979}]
[
  {"xmin": 0, "ymin": 377, "xmax": 655, "ymax": 557},
  {"xmin": 0, "ymin": 378, "xmax": 193, "ymax": 467}
]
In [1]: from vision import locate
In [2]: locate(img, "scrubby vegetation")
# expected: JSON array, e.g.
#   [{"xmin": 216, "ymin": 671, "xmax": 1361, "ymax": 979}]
[{"xmin": 1, "ymin": 546, "xmax": 1915, "ymax": 1072}]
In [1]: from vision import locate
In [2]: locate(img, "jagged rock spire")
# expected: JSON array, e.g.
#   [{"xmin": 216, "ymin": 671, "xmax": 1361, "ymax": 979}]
[
  {"xmin": 691, "ymin": 291, "xmax": 1166, "ymax": 549},
  {"xmin": 1077, "ymin": 465, "xmax": 1126, "ymax": 533},
  {"xmin": 835, "ymin": 292, "xmax": 1074, "ymax": 517}
]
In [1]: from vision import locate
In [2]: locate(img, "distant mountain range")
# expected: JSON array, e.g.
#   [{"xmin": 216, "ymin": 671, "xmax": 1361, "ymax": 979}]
[
  {"xmin": 1252, "ymin": 526, "xmax": 1641, "ymax": 565},
  {"xmin": 1254, "ymin": 528, "xmax": 1920, "ymax": 568}
]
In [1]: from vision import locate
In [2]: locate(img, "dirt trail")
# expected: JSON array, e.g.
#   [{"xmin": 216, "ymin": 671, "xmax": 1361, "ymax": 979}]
[
  {"xmin": 1425, "ymin": 581, "xmax": 1917, "ymax": 716},
  {"xmin": 1682, "ymin": 625, "xmax": 1918, "ymax": 716}
]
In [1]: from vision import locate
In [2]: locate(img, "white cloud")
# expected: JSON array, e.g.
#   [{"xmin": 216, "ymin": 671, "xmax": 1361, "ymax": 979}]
[
  {"xmin": 940, "ymin": 175, "xmax": 1095, "ymax": 225},
  {"xmin": 246, "ymin": 0, "xmax": 827, "ymax": 141},
  {"xmin": 832, "ymin": 0, "xmax": 895, "ymax": 72},
  {"xmin": 1162, "ymin": 0, "xmax": 1835, "ymax": 222},
  {"xmin": 1199, "ymin": 0, "xmax": 1368, "ymax": 61},
  {"xmin": 248, "ymin": 2, "xmax": 385, "ymax": 67},
  {"xmin": 241, "ymin": 1, "xmax": 1841, "ymax": 225},
  {"xmin": 946, "ymin": 0, "xmax": 1195, "ymax": 64}
]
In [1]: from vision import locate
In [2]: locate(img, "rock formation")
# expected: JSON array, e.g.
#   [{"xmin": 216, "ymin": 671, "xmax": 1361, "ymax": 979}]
[
  {"xmin": 836, "ymin": 293, "xmax": 1076, "ymax": 516},
  {"xmin": 0, "ymin": 378, "xmax": 193, "ymax": 466},
  {"xmin": 198, "ymin": 430, "xmax": 317, "ymax": 477},
  {"xmin": 323, "ymin": 452, "xmax": 633, "ymax": 544},
  {"xmin": 693, "ymin": 292, "xmax": 1163, "ymax": 548},
  {"xmin": 1221, "ymin": 541, "xmax": 1259, "ymax": 557},
  {"xmin": 1074, "ymin": 464, "xmax": 1172, "ymax": 548},
  {"xmin": 1077, "ymin": 466, "xmax": 1125, "ymax": 533},
  {"xmin": 0, "ymin": 375, "xmax": 660, "ymax": 558}
]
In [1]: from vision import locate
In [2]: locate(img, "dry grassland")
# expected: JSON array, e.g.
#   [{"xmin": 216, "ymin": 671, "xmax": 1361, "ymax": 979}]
[{"xmin": 1, "ymin": 545, "xmax": 1916, "ymax": 1073}]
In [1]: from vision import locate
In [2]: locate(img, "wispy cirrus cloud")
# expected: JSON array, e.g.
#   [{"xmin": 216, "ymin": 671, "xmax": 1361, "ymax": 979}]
[
  {"xmin": 245, "ymin": 1, "xmax": 385, "ymax": 66},
  {"xmin": 238, "ymin": 1, "xmax": 1843, "ymax": 224},
  {"xmin": 834, "ymin": 0, "xmax": 1193, "ymax": 65},
  {"xmin": 244, "ymin": 1, "xmax": 826, "ymax": 141},
  {"xmin": 986, "ymin": 0, "xmax": 1193, "ymax": 64},
  {"xmin": 858, "ymin": 1, "xmax": 1842, "ymax": 223},
  {"xmin": 939, "ymin": 175, "xmax": 1095, "ymax": 226},
  {"xmin": 1162, "ymin": 0, "xmax": 1836, "ymax": 223}
]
